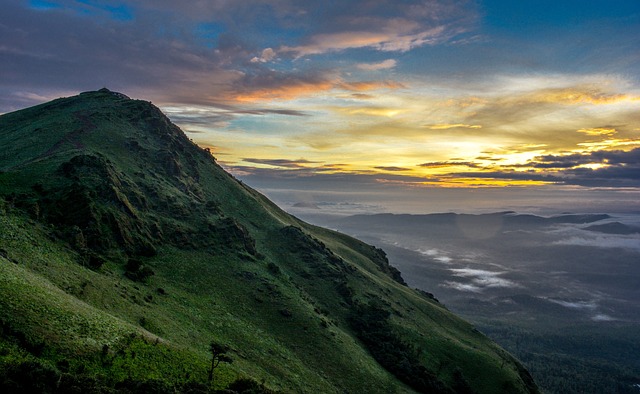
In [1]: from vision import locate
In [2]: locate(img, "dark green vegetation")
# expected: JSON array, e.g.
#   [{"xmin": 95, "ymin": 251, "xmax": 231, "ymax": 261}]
[
  {"xmin": 479, "ymin": 320, "xmax": 640, "ymax": 394},
  {"xmin": 0, "ymin": 89, "xmax": 537, "ymax": 393}
]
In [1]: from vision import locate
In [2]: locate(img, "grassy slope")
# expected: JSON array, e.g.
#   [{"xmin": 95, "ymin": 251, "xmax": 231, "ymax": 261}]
[{"xmin": 0, "ymin": 90, "xmax": 536, "ymax": 393}]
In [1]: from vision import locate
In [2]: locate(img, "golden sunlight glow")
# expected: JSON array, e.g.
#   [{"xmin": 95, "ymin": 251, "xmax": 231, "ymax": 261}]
[
  {"xmin": 232, "ymin": 81, "xmax": 335, "ymax": 102},
  {"xmin": 183, "ymin": 72, "xmax": 640, "ymax": 189},
  {"xmin": 577, "ymin": 127, "xmax": 617, "ymax": 136},
  {"xmin": 337, "ymin": 81, "xmax": 406, "ymax": 91},
  {"xmin": 336, "ymin": 107, "xmax": 406, "ymax": 117},
  {"xmin": 486, "ymin": 149, "xmax": 547, "ymax": 166},
  {"xmin": 231, "ymin": 80, "xmax": 404, "ymax": 102},
  {"xmin": 447, "ymin": 178, "xmax": 552, "ymax": 187},
  {"xmin": 539, "ymin": 88, "xmax": 629, "ymax": 105},
  {"xmin": 578, "ymin": 163, "xmax": 609, "ymax": 170},
  {"xmin": 577, "ymin": 138, "xmax": 640, "ymax": 151},
  {"xmin": 377, "ymin": 177, "xmax": 551, "ymax": 188}
]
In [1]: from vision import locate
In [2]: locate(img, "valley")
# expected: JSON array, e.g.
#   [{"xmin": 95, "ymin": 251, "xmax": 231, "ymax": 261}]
[{"xmin": 285, "ymin": 208, "xmax": 640, "ymax": 393}]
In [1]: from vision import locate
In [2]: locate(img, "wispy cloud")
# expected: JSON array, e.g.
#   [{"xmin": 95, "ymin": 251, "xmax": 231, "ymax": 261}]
[
  {"xmin": 591, "ymin": 314, "xmax": 616, "ymax": 321},
  {"xmin": 374, "ymin": 166, "xmax": 412, "ymax": 172},
  {"xmin": 442, "ymin": 282, "xmax": 482, "ymax": 293},
  {"xmin": 279, "ymin": 1, "xmax": 477, "ymax": 57},
  {"xmin": 577, "ymin": 127, "xmax": 618, "ymax": 137},
  {"xmin": 333, "ymin": 106, "xmax": 406, "ymax": 117},
  {"xmin": 250, "ymin": 48, "xmax": 277, "ymax": 63},
  {"xmin": 242, "ymin": 158, "xmax": 322, "ymax": 168},
  {"xmin": 418, "ymin": 161, "xmax": 482, "ymax": 169},
  {"xmin": 443, "ymin": 268, "xmax": 521, "ymax": 292},
  {"xmin": 357, "ymin": 59, "xmax": 397, "ymax": 71},
  {"xmin": 547, "ymin": 299, "xmax": 598, "ymax": 310},
  {"xmin": 417, "ymin": 248, "xmax": 452, "ymax": 264},
  {"xmin": 426, "ymin": 123, "xmax": 482, "ymax": 130},
  {"xmin": 553, "ymin": 233, "xmax": 640, "ymax": 251},
  {"xmin": 282, "ymin": 25, "xmax": 462, "ymax": 57},
  {"xmin": 227, "ymin": 68, "xmax": 404, "ymax": 102}
]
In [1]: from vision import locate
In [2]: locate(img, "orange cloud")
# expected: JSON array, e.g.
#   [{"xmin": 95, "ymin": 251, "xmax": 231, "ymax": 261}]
[
  {"xmin": 230, "ymin": 79, "xmax": 403, "ymax": 102},
  {"xmin": 337, "ymin": 80, "xmax": 405, "ymax": 91},
  {"xmin": 232, "ymin": 80, "xmax": 334, "ymax": 102},
  {"xmin": 281, "ymin": 31, "xmax": 390, "ymax": 56}
]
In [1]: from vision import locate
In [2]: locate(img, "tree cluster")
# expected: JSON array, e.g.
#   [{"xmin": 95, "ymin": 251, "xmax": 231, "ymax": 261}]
[{"xmin": 348, "ymin": 301, "xmax": 452, "ymax": 393}]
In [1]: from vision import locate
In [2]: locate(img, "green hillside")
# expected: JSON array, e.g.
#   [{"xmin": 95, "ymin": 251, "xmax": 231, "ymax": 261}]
[{"xmin": 0, "ymin": 89, "xmax": 538, "ymax": 393}]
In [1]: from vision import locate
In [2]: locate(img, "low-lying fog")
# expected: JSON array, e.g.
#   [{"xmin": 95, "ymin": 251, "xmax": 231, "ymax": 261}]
[{"xmin": 289, "ymin": 209, "xmax": 640, "ymax": 324}]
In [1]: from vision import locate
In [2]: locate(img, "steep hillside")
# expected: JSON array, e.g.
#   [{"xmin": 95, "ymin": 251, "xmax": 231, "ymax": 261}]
[{"xmin": 0, "ymin": 89, "xmax": 538, "ymax": 393}]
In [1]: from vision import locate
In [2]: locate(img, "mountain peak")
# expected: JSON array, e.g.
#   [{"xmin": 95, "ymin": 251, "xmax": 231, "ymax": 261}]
[{"xmin": 88, "ymin": 87, "xmax": 132, "ymax": 100}]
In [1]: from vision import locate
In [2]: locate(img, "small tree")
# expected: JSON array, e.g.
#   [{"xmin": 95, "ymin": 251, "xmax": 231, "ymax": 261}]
[{"xmin": 208, "ymin": 341, "xmax": 232, "ymax": 386}]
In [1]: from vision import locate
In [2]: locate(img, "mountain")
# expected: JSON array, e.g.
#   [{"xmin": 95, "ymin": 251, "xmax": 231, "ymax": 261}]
[{"xmin": 0, "ymin": 89, "xmax": 537, "ymax": 393}]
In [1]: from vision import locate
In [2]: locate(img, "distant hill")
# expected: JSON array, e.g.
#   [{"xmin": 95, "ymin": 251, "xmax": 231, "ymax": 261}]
[
  {"xmin": 584, "ymin": 222, "xmax": 640, "ymax": 235},
  {"xmin": 0, "ymin": 89, "xmax": 538, "ymax": 393},
  {"xmin": 328, "ymin": 212, "xmax": 611, "ymax": 239}
]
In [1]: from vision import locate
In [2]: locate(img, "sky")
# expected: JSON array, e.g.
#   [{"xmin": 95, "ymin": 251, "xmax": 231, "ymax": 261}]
[{"xmin": 2, "ymin": 0, "xmax": 640, "ymax": 213}]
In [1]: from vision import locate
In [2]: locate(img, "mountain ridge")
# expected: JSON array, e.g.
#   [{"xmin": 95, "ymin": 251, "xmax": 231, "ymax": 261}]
[{"xmin": 0, "ymin": 89, "xmax": 538, "ymax": 393}]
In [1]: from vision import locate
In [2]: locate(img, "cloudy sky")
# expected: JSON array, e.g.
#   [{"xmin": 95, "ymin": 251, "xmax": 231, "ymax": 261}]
[{"xmin": 2, "ymin": 0, "xmax": 640, "ymax": 212}]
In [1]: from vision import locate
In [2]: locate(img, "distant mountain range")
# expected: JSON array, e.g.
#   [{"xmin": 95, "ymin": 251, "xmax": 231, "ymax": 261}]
[
  {"xmin": 585, "ymin": 221, "xmax": 640, "ymax": 235},
  {"xmin": 0, "ymin": 89, "xmax": 537, "ymax": 393},
  {"xmin": 330, "ymin": 211, "xmax": 611, "ymax": 229}
]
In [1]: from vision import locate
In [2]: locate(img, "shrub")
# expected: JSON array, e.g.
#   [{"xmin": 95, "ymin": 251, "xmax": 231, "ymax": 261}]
[
  {"xmin": 124, "ymin": 258, "xmax": 155, "ymax": 282},
  {"xmin": 0, "ymin": 360, "xmax": 59, "ymax": 394}
]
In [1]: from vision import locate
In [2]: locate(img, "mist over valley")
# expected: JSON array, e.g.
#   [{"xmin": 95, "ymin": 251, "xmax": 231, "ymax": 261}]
[{"xmin": 280, "ymin": 205, "xmax": 640, "ymax": 393}]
